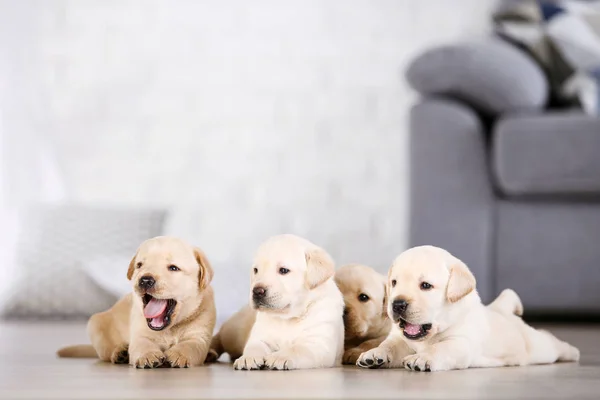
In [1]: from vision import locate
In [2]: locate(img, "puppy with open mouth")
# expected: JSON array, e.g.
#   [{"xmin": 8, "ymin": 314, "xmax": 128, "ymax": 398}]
[
  {"xmin": 223, "ymin": 234, "xmax": 344, "ymax": 371},
  {"xmin": 334, "ymin": 264, "xmax": 392, "ymax": 365},
  {"xmin": 57, "ymin": 236, "xmax": 216, "ymax": 368},
  {"xmin": 357, "ymin": 245, "xmax": 580, "ymax": 372}
]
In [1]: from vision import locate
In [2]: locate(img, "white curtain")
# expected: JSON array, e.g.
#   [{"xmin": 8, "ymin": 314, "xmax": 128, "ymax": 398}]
[
  {"xmin": 0, "ymin": 0, "xmax": 67, "ymax": 304},
  {"xmin": 0, "ymin": 111, "xmax": 67, "ymax": 308}
]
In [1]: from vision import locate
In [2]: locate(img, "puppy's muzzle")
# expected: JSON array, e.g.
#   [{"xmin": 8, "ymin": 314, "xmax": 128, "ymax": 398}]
[
  {"xmin": 252, "ymin": 285, "xmax": 271, "ymax": 308},
  {"xmin": 138, "ymin": 275, "xmax": 156, "ymax": 291},
  {"xmin": 252, "ymin": 285, "xmax": 267, "ymax": 300},
  {"xmin": 392, "ymin": 298, "xmax": 408, "ymax": 317}
]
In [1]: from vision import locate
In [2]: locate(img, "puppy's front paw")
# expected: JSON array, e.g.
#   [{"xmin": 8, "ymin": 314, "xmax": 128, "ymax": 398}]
[
  {"xmin": 263, "ymin": 353, "xmax": 295, "ymax": 371},
  {"xmin": 204, "ymin": 349, "xmax": 219, "ymax": 363},
  {"xmin": 110, "ymin": 343, "xmax": 129, "ymax": 364},
  {"xmin": 403, "ymin": 353, "xmax": 447, "ymax": 372},
  {"xmin": 132, "ymin": 350, "xmax": 165, "ymax": 369},
  {"xmin": 165, "ymin": 348, "xmax": 191, "ymax": 368},
  {"xmin": 342, "ymin": 348, "xmax": 363, "ymax": 365},
  {"xmin": 357, "ymin": 348, "xmax": 391, "ymax": 369},
  {"xmin": 233, "ymin": 355, "xmax": 264, "ymax": 370}
]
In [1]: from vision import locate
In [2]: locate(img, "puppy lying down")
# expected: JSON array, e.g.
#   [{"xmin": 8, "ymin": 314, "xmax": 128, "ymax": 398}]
[
  {"xmin": 334, "ymin": 262, "xmax": 521, "ymax": 365},
  {"xmin": 208, "ymin": 234, "xmax": 345, "ymax": 370},
  {"xmin": 57, "ymin": 236, "xmax": 216, "ymax": 368},
  {"xmin": 358, "ymin": 245, "xmax": 580, "ymax": 372},
  {"xmin": 334, "ymin": 264, "xmax": 391, "ymax": 365}
]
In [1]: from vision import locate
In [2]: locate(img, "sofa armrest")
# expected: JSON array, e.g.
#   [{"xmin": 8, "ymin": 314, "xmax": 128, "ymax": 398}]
[
  {"xmin": 406, "ymin": 39, "xmax": 549, "ymax": 117},
  {"xmin": 409, "ymin": 98, "xmax": 496, "ymax": 301}
]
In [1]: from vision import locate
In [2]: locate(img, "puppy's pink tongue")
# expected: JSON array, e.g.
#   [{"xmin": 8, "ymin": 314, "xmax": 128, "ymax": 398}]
[
  {"xmin": 404, "ymin": 322, "xmax": 422, "ymax": 336},
  {"xmin": 144, "ymin": 298, "xmax": 167, "ymax": 319}
]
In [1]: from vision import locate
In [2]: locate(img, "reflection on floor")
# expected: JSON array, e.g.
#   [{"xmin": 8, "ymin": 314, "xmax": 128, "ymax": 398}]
[{"xmin": 0, "ymin": 322, "xmax": 599, "ymax": 399}]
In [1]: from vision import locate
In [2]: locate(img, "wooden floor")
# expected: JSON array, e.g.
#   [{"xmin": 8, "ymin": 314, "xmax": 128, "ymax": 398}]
[{"xmin": 0, "ymin": 322, "xmax": 599, "ymax": 399}]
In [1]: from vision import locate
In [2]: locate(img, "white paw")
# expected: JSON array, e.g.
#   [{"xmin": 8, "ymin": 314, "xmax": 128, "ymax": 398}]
[
  {"xmin": 356, "ymin": 348, "xmax": 391, "ymax": 369},
  {"xmin": 402, "ymin": 353, "xmax": 449, "ymax": 372},
  {"xmin": 263, "ymin": 353, "xmax": 295, "ymax": 370},
  {"xmin": 233, "ymin": 355, "xmax": 264, "ymax": 370}
]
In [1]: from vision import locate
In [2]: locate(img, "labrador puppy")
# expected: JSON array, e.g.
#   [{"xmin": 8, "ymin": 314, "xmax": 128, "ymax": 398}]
[
  {"xmin": 335, "ymin": 264, "xmax": 391, "ymax": 364},
  {"xmin": 205, "ymin": 305, "xmax": 257, "ymax": 363},
  {"xmin": 57, "ymin": 236, "xmax": 216, "ymax": 368},
  {"xmin": 357, "ymin": 245, "xmax": 580, "ymax": 371},
  {"xmin": 232, "ymin": 234, "xmax": 345, "ymax": 370}
]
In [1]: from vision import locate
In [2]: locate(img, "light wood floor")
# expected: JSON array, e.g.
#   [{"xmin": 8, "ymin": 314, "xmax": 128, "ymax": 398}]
[{"xmin": 0, "ymin": 321, "xmax": 599, "ymax": 399}]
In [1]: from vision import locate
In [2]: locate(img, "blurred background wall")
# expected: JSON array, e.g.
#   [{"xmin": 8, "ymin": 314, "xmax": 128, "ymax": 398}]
[{"xmin": 0, "ymin": 0, "xmax": 497, "ymax": 321}]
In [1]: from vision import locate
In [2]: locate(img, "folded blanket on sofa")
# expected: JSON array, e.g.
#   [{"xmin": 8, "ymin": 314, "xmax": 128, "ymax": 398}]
[{"xmin": 494, "ymin": 0, "xmax": 600, "ymax": 114}]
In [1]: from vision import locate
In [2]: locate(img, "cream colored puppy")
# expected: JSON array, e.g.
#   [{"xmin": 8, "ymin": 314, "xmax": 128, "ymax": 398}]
[
  {"xmin": 57, "ymin": 236, "xmax": 216, "ymax": 368},
  {"xmin": 232, "ymin": 234, "xmax": 345, "ymax": 370},
  {"xmin": 358, "ymin": 245, "xmax": 580, "ymax": 372},
  {"xmin": 335, "ymin": 264, "xmax": 391, "ymax": 364}
]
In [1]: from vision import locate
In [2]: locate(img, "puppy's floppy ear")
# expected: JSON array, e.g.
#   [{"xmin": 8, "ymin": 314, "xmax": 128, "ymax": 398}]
[
  {"xmin": 194, "ymin": 247, "xmax": 214, "ymax": 290},
  {"xmin": 127, "ymin": 254, "xmax": 137, "ymax": 281},
  {"xmin": 305, "ymin": 247, "xmax": 335, "ymax": 289},
  {"xmin": 381, "ymin": 280, "xmax": 388, "ymax": 318},
  {"xmin": 383, "ymin": 268, "xmax": 393, "ymax": 317},
  {"xmin": 446, "ymin": 257, "xmax": 476, "ymax": 303}
]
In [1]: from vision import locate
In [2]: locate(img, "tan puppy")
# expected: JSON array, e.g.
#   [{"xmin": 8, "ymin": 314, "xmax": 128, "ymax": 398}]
[
  {"xmin": 357, "ymin": 245, "xmax": 580, "ymax": 371},
  {"xmin": 57, "ymin": 236, "xmax": 216, "ymax": 368},
  {"xmin": 231, "ymin": 234, "xmax": 345, "ymax": 370},
  {"xmin": 334, "ymin": 264, "xmax": 391, "ymax": 364},
  {"xmin": 206, "ymin": 305, "xmax": 257, "ymax": 362}
]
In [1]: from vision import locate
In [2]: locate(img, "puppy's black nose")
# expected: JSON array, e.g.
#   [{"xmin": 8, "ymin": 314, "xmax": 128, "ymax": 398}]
[
  {"xmin": 252, "ymin": 286, "xmax": 267, "ymax": 299},
  {"xmin": 139, "ymin": 275, "xmax": 155, "ymax": 290},
  {"xmin": 392, "ymin": 299, "xmax": 408, "ymax": 314}
]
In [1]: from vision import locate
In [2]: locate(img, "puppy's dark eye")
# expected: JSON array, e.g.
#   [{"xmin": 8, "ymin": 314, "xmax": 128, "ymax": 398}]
[
  {"xmin": 391, "ymin": 279, "xmax": 397, "ymax": 287},
  {"xmin": 279, "ymin": 267, "xmax": 290, "ymax": 275},
  {"xmin": 253, "ymin": 267, "xmax": 258, "ymax": 274},
  {"xmin": 420, "ymin": 281, "xmax": 433, "ymax": 290},
  {"xmin": 136, "ymin": 262, "xmax": 142, "ymax": 269},
  {"xmin": 168, "ymin": 265, "xmax": 180, "ymax": 272},
  {"xmin": 358, "ymin": 293, "xmax": 369, "ymax": 302}
]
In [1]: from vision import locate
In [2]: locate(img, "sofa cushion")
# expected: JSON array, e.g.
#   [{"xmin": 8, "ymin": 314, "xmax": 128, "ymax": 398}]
[
  {"xmin": 493, "ymin": 113, "xmax": 600, "ymax": 197},
  {"xmin": 406, "ymin": 39, "xmax": 549, "ymax": 116}
]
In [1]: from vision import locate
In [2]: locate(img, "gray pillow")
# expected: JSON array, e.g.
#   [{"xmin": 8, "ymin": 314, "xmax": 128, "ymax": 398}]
[{"xmin": 406, "ymin": 39, "xmax": 549, "ymax": 116}]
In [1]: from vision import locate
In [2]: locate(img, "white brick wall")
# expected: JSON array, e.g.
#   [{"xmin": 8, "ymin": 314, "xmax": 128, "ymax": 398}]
[{"xmin": 0, "ymin": 0, "xmax": 496, "ymax": 318}]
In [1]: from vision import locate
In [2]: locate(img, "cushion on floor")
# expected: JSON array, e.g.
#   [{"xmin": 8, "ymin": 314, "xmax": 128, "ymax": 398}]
[{"xmin": 0, "ymin": 204, "xmax": 166, "ymax": 319}]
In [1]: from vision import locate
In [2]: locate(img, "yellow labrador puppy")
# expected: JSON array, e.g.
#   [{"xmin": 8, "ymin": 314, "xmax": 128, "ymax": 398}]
[
  {"xmin": 206, "ymin": 305, "xmax": 256, "ymax": 363},
  {"xmin": 334, "ymin": 264, "xmax": 391, "ymax": 364},
  {"xmin": 335, "ymin": 262, "xmax": 523, "ymax": 366},
  {"xmin": 57, "ymin": 236, "xmax": 216, "ymax": 368},
  {"xmin": 357, "ymin": 245, "xmax": 580, "ymax": 372},
  {"xmin": 231, "ymin": 234, "xmax": 345, "ymax": 370}
]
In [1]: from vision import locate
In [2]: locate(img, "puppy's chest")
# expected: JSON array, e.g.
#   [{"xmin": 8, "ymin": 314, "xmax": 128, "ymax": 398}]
[
  {"xmin": 406, "ymin": 339, "xmax": 429, "ymax": 354},
  {"xmin": 146, "ymin": 329, "xmax": 186, "ymax": 350},
  {"xmin": 259, "ymin": 318, "xmax": 325, "ymax": 349}
]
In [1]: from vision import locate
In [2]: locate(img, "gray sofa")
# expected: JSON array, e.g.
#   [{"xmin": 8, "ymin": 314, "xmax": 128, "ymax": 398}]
[{"xmin": 406, "ymin": 39, "xmax": 600, "ymax": 313}]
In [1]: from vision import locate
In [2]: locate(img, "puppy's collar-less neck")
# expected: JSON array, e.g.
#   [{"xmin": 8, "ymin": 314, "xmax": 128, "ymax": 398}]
[
  {"xmin": 435, "ymin": 290, "xmax": 481, "ymax": 334},
  {"xmin": 173, "ymin": 291, "xmax": 207, "ymax": 327}
]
